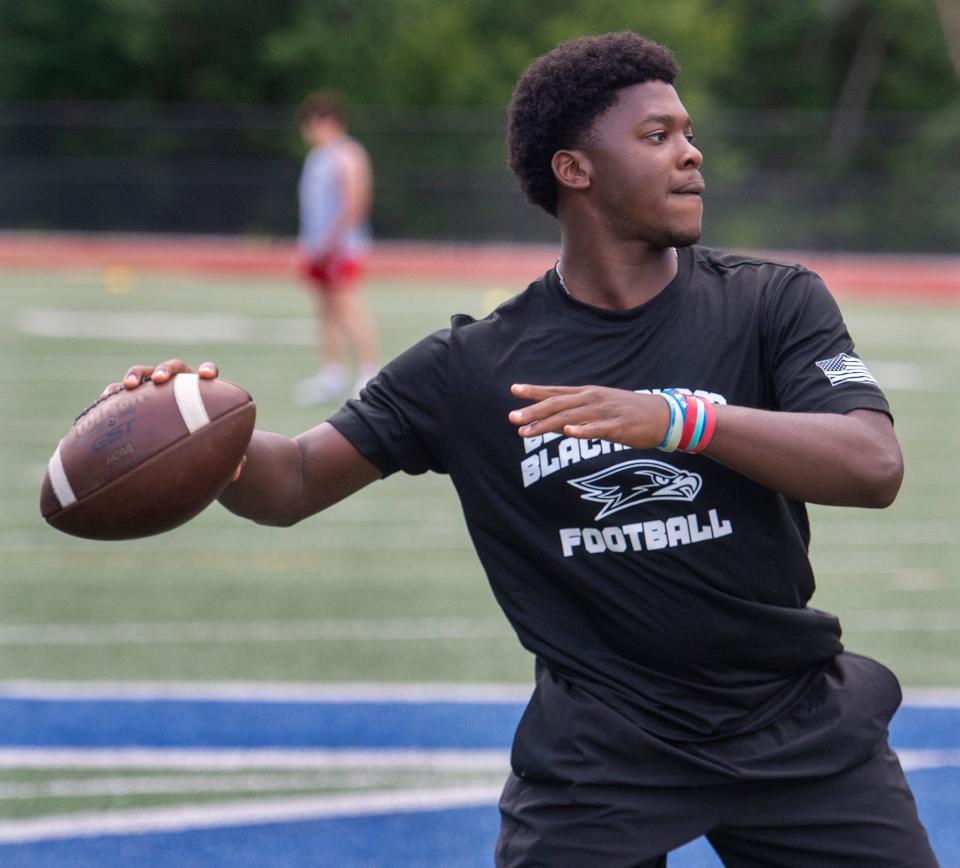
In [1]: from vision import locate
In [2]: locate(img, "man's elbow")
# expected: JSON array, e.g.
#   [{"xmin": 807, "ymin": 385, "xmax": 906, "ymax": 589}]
[
  {"xmin": 220, "ymin": 496, "xmax": 306, "ymax": 528},
  {"xmin": 859, "ymin": 448, "xmax": 904, "ymax": 508}
]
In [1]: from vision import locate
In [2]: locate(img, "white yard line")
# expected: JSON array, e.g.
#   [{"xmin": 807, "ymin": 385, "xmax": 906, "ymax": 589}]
[
  {"xmin": 841, "ymin": 610, "xmax": 960, "ymax": 632},
  {"xmin": 16, "ymin": 309, "xmax": 314, "ymax": 346},
  {"xmin": 15, "ymin": 312, "xmax": 946, "ymax": 395},
  {"xmin": 0, "ymin": 750, "xmax": 953, "ymax": 845},
  {"xmin": 0, "ymin": 681, "xmax": 953, "ymax": 706},
  {"xmin": 902, "ymin": 688, "xmax": 960, "ymax": 706},
  {"xmin": 0, "ymin": 770, "xmax": 501, "ymax": 800},
  {"xmin": 896, "ymin": 749, "xmax": 960, "ymax": 771},
  {"xmin": 0, "ymin": 785, "xmax": 504, "ymax": 844},
  {"xmin": 3, "ymin": 606, "xmax": 960, "ymax": 646},
  {"xmin": 0, "ymin": 617, "xmax": 511, "ymax": 646},
  {"xmin": 0, "ymin": 680, "xmax": 532, "ymax": 703},
  {"xmin": 0, "ymin": 748, "xmax": 511, "ymax": 771},
  {"xmin": 810, "ymin": 518, "xmax": 960, "ymax": 545}
]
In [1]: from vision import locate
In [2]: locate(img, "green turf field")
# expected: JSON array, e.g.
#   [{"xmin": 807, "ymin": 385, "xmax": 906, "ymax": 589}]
[{"xmin": 2, "ymin": 265, "xmax": 958, "ymax": 687}]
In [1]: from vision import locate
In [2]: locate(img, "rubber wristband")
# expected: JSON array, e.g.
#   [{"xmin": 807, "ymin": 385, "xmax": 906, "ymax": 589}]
[
  {"xmin": 664, "ymin": 388, "xmax": 689, "ymax": 414},
  {"xmin": 685, "ymin": 397, "xmax": 708, "ymax": 452},
  {"xmin": 676, "ymin": 394, "xmax": 702, "ymax": 451},
  {"xmin": 660, "ymin": 392, "xmax": 685, "ymax": 452},
  {"xmin": 689, "ymin": 399, "xmax": 716, "ymax": 453},
  {"xmin": 657, "ymin": 392, "xmax": 683, "ymax": 451}
]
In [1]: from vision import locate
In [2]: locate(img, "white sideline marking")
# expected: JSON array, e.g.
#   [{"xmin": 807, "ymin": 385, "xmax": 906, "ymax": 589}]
[
  {"xmin": 16, "ymin": 311, "xmax": 943, "ymax": 389},
  {"xmin": 0, "ymin": 681, "xmax": 953, "ymax": 706},
  {"xmin": 0, "ymin": 769, "xmax": 504, "ymax": 800},
  {"xmin": 0, "ymin": 751, "xmax": 953, "ymax": 845},
  {"xmin": 0, "ymin": 785, "xmax": 504, "ymax": 844},
  {"xmin": 897, "ymin": 749, "xmax": 960, "ymax": 771},
  {"xmin": 5, "ymin": 608, "xmax": 960, "ymax": 646},
  {"xmin": 0, "ymin": 617, "xmax": 511, "ymax": 646},
  {"xmin": 868, "ymin": 361, "xmax": 934, "ymax": 390},
  {"xmin": 17, "ymin": 309, "xmax": 314, "ymax": 346},
  {"xmin": 0, "ymin": 680, "xmax": 532, "ymax": 703},
  {"xmin": 0, "ymin": 748, "xmax": 511, "ymax": 771},
  {"xmin": 0, "ymin": 745, "xmax": 952, "ymax": 775},
  {"xmin": 2, "ymin": 751, "xmax": 954, "ymax": 801},
  {"xmin": 902, "ymin": 688, "xmax": 960, "ymax": 707},
  {"xmin": 841, "ymin": 609, "xmax": 960, "ymax": 632},
  {"xmin": 0, "ymin": 681, "xmax": 950, "ymax": 706}
]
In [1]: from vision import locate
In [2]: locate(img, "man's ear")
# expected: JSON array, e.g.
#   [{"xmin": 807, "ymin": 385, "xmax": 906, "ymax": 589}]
[{"xmin": 551, "ymin": 149, "xmax": 592, "ymax": 191}]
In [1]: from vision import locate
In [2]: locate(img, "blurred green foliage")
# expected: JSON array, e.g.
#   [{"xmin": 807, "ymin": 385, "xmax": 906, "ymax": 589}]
[
  {"xmin": 1, "ymin": 0, "xmax": 956, "ymax": 110},
  {"xmin": 1, "ymin": 0, "xmax": 957, "ymax": 250}
]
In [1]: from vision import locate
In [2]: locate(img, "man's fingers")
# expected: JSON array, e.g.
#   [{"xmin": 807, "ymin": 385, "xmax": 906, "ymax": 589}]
[
  {"xmin": 509, "ymin": 392, "xmax": 587, "ymax": 425},
  {"xmin": 115, "ymin": 360, "xmax": 219, "ymax": 394},
  {"xmin": 121, "ymin": 366, "xmax": 155, "ymax": 390},
  {"xmin": 511, "ymin": 383, "xmax": 585, "ymax": 400},
  {"xmin": 564, "ymin": 421, "xmax": 608, "ymax": 439},
  {"xmin": 515, "ymin": 405, "xmax": 593, "ymax": 437},
  {"xmin": 148, "ymin": 359, "xmax": 192, "ymax": 384}
]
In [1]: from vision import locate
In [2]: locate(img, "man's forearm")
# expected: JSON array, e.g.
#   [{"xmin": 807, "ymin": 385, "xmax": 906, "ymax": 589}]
[
  {"xmin": 707, "ymin": 406, "xmax": 903, "ymax": 507},
  {"xmin": 217, "ymin": 430, "xmax": 308, "ymax": 526},
  {"xmin": 217, "ymin": 422, "xmax": 382, "ymax": 527},
  {"xmin": 508, "ymin": 385, "xmax": 902, "ymax": 509}
]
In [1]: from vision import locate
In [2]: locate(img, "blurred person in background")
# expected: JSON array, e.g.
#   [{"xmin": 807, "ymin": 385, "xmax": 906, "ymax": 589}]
[{"xmin": 292, "ymin": 89, "xmax": 380, "ymax": 404}]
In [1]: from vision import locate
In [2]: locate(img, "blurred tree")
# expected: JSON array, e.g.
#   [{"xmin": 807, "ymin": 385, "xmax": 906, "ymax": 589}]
[
  {"xmin": 709, "ymin": 0, "xmax": 956, "ymax": 110},
  {"xmin": 261, "ymin": 0, "xmax": 737, "ymax": 108},
  {"xmin": 0, "ymin": 0, "xmax": 299, "ymax": 101},
  {"xmin": 1, "ymin": 0, "xmax": 955, "ymax": 250},
  {"xmin": 1, "ymin": 0, "xmax": 954, "ymax": 112},
  {"xmin": 934, "ymin": 0, "xmax": 960, "ymax": 80},
  {"xmin": 0, "ymin": 0, "xmax": 164, "ymax": 99}
]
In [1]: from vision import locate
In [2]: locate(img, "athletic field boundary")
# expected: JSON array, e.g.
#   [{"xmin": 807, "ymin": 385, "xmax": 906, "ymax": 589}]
[
  {"xmin": 0, "ymin": 681, "xmax": 956, "ymax": 706},
  {"xmin": 2, "ymin": 232, "xmax": 959, "ymax": 301}
]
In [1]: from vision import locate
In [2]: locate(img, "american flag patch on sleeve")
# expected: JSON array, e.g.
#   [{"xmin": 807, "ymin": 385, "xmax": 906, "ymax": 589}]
[{"xmin": 815, "ymin": 352, "xmax": 880, "ymax": 387}]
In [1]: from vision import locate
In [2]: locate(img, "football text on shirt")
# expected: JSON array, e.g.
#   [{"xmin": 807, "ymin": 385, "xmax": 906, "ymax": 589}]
[{"xmin": 559, "ymin": 510, "xmax": 733, "ymax": 558}]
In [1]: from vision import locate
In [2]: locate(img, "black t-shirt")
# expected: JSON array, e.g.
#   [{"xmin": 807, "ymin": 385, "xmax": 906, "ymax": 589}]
[{"xmin": 329, "ymin": 246, "xmax": 896, "ymax": 779}]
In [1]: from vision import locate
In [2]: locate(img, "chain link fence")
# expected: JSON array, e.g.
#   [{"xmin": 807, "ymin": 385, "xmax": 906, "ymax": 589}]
[{"xmin": 1, "ymin": 100, "xmax": 958, "ymax": 252}]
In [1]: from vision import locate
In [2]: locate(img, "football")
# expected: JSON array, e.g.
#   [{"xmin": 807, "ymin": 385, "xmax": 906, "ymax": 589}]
[{"xmin": 40, "ymin": 374, "xmax": 256, "ymax": 540}]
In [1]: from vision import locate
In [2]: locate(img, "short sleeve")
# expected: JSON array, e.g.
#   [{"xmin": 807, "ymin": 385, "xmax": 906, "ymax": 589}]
[
  {"xmin": 327, "ymin": 329, "xmax": 450, "ymax": 477},
  {"xmin": 763, "ymin": 269, "xmax": 890, "ymax": 417}
]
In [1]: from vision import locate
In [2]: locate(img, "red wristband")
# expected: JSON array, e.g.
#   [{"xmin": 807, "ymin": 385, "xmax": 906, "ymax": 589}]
[
  {"xmin": 676, "ymin": 395, "xmax": 702, "ymax": 452},
  {"xmin": 689, "ymin": 399, "xmax": 716, "ymax": 453}
]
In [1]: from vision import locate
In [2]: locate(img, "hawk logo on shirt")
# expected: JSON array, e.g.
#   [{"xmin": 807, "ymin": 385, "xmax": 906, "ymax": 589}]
[{"xmin": 568, "ymin": 459, "xmax": 702, "ymax": 520}]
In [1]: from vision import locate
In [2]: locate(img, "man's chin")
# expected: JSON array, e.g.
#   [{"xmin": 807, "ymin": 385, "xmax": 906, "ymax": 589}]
[{"xmin": 670, "ymin": 227, "xmax": 702, "ymax": 248}]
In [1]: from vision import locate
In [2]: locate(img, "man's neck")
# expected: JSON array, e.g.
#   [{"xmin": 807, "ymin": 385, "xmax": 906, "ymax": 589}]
[{"xmin": 557, "ymin": 235, "xmax": 681, "ymax": 310}]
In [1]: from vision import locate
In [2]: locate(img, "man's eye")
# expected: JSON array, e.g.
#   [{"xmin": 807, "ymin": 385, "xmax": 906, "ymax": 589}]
[
  {"xmin": 685, "ymin": 133, "xmax": 697, "ymax": 144},
  {"xmin": 647, "ymin": 132, "xmax": 667, "ymax": 143}
]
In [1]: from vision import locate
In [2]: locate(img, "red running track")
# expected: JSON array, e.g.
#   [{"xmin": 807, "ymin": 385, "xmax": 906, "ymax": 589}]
[{"xmin": 1, "ymin": 232, "xmax": 958, "ymax": 302}]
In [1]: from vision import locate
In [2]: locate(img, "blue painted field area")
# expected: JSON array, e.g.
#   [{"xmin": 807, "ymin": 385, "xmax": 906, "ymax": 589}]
[
  {"xmin": 0, "ymin": 695, "xmax": 957, "ymax": 867},
  {"xmin": 0, "ymin": 697, "xmax": 522, "ymax": 748}
]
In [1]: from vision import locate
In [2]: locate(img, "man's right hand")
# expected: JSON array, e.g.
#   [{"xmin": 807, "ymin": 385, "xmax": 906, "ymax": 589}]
[{"xmin": 101, "ymin": 359, "xmax": 220, "ymax": 398}]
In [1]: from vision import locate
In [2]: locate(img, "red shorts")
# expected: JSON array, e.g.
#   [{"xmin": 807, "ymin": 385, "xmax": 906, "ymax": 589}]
[{"xmin": 301, "ymin": 253, "xmax": 366, "ymax": 292}]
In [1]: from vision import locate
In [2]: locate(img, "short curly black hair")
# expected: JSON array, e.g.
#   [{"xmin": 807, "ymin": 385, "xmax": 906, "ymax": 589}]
[{"xmin": 507, "ymin": 32, "xmax": 680, "ymax": 216}]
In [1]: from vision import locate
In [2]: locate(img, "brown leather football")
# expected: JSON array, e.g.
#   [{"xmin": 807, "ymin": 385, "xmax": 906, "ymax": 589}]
[{"xmin": 40, "ymin": 374, "xmax": 256, "ymax": 540}]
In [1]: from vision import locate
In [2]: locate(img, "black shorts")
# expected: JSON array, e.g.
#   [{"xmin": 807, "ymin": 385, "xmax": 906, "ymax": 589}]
[{"xmin": 496, "ymin": 739, "xmax": 938, "ymax": 867}]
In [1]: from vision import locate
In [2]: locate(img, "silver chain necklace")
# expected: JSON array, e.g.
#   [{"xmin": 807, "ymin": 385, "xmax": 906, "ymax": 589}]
[{"xmin": 555, "ymin": 248, "xmax": 678, "ymax": 296}]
